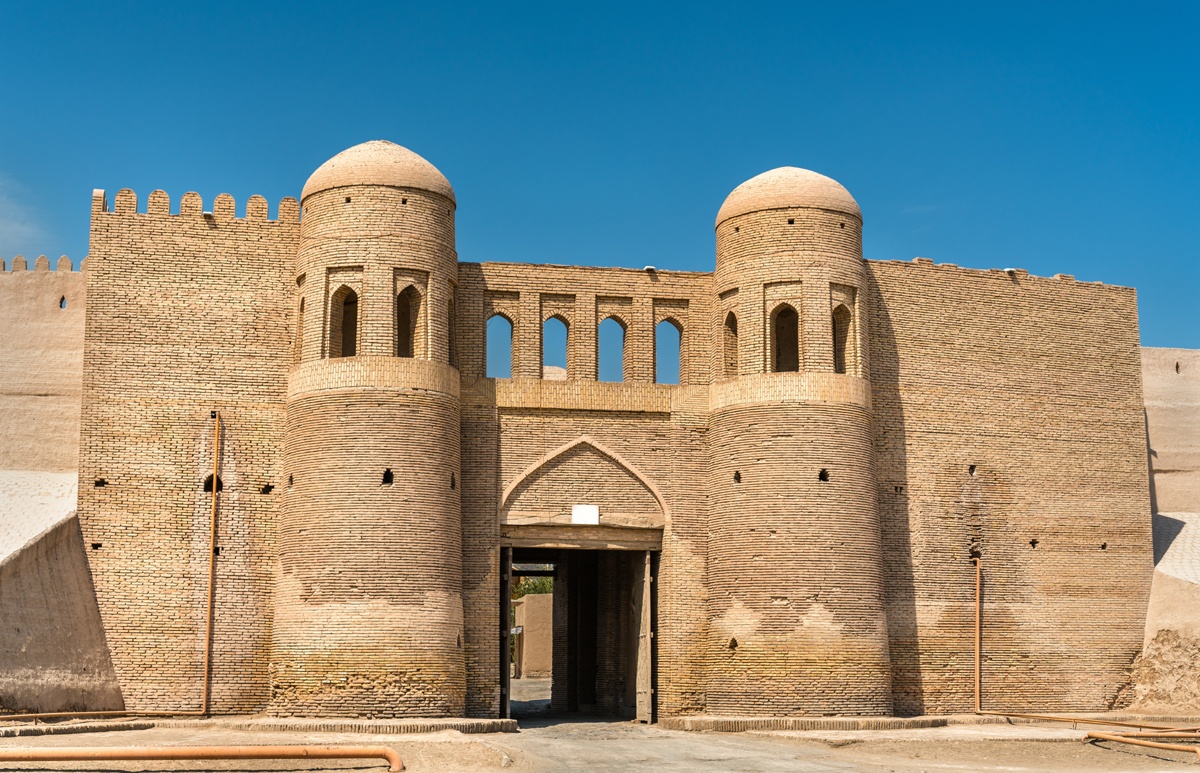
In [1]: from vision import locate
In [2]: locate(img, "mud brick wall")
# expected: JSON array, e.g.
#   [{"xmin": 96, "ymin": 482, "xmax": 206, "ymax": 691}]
[
  {"xmin": 0, "ymin": 256, "xmax": 85, "ymax": 474},
  {"xmin": 78, "ymin": 188, "xmax": 297, "ymax": 713},
  {"xmin": 868, "ymin": 259, "xmax": 1152, "ymax": 715},
  {"xmin": 1143, "ymin": 347, "xmax": 1199, "ymax": 514}
]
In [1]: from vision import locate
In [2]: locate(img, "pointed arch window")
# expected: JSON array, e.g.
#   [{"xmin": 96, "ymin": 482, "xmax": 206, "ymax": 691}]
[
  {"xmin": 655, "ymin": 319, "xmax": 682, "ymax": 385},
  {"xmin": 770, "ymin": 304, "xmax": 799, "ymax": 372},
  {"xmin": 329, "ymin": 287, "xmax": 358, "ymax": 358},
  {"xmin": 832, "ymin": 304, "xmax": 852, "ymax": 374},
  {"xmin": 723, "ymin": 312, "xmax": 739, "ymax": 377},
  {"xmin": 598, "ymin": 316, "xmax": 626, "ymax": 382},
  {"xmin": 542, "ymin": 316, "xmax": 569, "ymax": 380},
  {"xmin": 295, "ymin": 297, "xmax": 305, "ymax": 362},
  {"xmin": 397, "ymin": 285, "xmax": 422, "ymax": 358},
  {"xmin": 486, "ymin": 314, "xmax": 514, "ymax": 378}
]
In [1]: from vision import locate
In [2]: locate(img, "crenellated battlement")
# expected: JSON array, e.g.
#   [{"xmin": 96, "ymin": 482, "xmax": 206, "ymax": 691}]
[
  {"xmin": 92, "ymin": 188, "xmax": 300, "ymax": 223},
  {"xmin": 1, "ymin": 254, "xmax": 81, "ymax": 272}
]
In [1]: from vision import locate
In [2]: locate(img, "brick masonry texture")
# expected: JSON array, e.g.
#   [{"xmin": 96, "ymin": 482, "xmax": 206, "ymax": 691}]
[{"xmin": 41, "ymin": 141, "xmax": 1157, "ymax": 720}]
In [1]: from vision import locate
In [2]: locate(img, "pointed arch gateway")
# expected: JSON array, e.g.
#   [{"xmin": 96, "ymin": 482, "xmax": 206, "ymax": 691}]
[{"xmin": 500, "ymin": 436, "xmax": 668, "ymax": 529}]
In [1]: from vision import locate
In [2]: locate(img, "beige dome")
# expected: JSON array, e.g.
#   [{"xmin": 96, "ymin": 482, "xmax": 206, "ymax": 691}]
[
  {"xmin": 302, "ymin": 140, "xmax": 455, "ymax": 203},
  {"xmin": 716, "ymin": 167, "xmax": 859, "ymax": 227}
]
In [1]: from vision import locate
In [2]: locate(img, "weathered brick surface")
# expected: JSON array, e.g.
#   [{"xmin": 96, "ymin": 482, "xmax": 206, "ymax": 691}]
[
  {"xmin": 78, "ymin": 188, "xmax": 297, "ymax": 713},
  {"xmin": 868, "ymin": 260, "xmax": 1152, "ymax": 715},
  {"xmin": 64, "ymin": 145, "xmax": 1154, "ymax": 721}
]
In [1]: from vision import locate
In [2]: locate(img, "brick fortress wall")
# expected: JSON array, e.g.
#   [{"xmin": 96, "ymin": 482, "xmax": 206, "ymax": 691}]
[
  {"xmin": 77, "ymin": 189, "xmax": 298, "ymax": 713},
  {"xmin": 869, "ymin": 259, "xmax": 1152, "ymax": 714}
]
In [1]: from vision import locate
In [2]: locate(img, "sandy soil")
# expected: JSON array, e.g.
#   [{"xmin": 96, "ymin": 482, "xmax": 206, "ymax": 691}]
[{"xmin": 0, "ymin": 718, "xmax": 1196, "ymax": 772}]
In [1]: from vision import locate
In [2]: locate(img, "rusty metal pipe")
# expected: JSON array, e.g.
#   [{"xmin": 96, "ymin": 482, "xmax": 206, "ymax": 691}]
[
  {"xmin": 1087, "ymin": 731, "xmax": 1200, "ymax": 761},
  {"xmin": 201, "ymin": 410, "xmax": 221, "ymax": 715},
  {"xmin": 0, "ymin": 745, "xmax": 404, "ymax": 771},
  {"xmin": 977, "ymin": 711, "xmax": 1180, "ymax": 731},
  {"xmin": 973, "ymin": 556, "xmax": 981, "ymax": 713},
  {"xmin": 3, "ymin": 415, "xmax": 224, "ymax": 726}
]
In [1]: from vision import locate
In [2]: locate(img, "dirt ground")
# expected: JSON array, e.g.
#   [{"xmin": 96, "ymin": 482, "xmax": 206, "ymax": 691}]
[
  {"xmin": 3, "ymin": 678, "xmax": 1199, "ymax": 773},
  {"xmin": 1, "ymin": 720, "xmax": 1197, "ymax": 773}
]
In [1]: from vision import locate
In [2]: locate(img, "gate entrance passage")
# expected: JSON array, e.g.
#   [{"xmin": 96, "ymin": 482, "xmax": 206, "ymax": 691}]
[{"xmin": 500, "ymin": 547, "xmax": 656, "ymax": 722}]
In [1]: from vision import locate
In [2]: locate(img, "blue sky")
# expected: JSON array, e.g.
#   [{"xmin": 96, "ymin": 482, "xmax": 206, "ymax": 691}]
[{"xmin": 1, "ymin": 1, "xmax": 1196, "ymax": 349}]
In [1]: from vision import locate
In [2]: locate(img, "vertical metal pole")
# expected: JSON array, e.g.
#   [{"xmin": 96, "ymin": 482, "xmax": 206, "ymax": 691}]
[
  {"xmin": 499, "ymin": 547, "xmax": 512, "ymax": 719},
  {"xmin": 973, "ymin": 556, "xmax": 982, "ymax": 713},
  {"xmin": 202, "ymin": 411, "xmax": 221, "ymax": 715}
]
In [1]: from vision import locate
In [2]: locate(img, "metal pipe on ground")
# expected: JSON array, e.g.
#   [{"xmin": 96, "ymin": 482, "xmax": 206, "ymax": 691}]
[
  {"xmin": 976, "ymin": 711, "xmax": 1181, "ymax": 732},
  {"xmin": 0, "ymin": 745, "xmax": 404, "ymax": 771},
  {"xmin": 1087, "ymin": 732, "xmax": 1200, "ymax": 761}
]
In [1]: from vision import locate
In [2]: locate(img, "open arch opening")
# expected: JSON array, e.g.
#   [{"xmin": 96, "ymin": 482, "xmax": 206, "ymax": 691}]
[
  {"xmin": 598, "ymin": 316, "xmax": 626, "ymax": 382},
  {"xmin": 397, "ymin": 285, "xmax": 422, "ymax": 358},
  {"xmin": 542, "ymin": 316, "xmax": 568, "ymax": 380},
  {"xmin": 723, "ymin": 312, "xmax": 738, "ymax": 377},
  {"xmin": 487, "ymin": 314, "xmax": 514, "ymax": 378},
  {"xmin": 329, "ymin": 287, "xmax": 358, "ymax": 358},
  {"xmin": 656, "ymin": 319, "xmax": 682, "ymax": 385},
  {"xmin": 832, "ymin": 304, "xmax": 852, "ymax": 374},
  {"xmin": 770, "ymin": 304, "xmax": 799, "ymax": 372}
]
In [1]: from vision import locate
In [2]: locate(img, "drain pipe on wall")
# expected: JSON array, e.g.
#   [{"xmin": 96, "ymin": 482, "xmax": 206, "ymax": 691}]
[
  {"xmin": 200, "ymin": 409, "xmax": 221, "ymax": 715},
  {"xmin": 970, "ymin": 549, "xmax": 1196, "ymax": 742},
  {"xmin": 0, "ymin": 411, "xmax": 223, "ymax": 724},
  {"xmin": 973, "ymin": 555, "xmax": 982, "ymax": 713}
]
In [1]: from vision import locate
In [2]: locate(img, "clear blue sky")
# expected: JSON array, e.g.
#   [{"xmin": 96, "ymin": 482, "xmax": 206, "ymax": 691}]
[{"xmin": 1, "ymin": 1, "xmax": 1196, "ymax": 348}]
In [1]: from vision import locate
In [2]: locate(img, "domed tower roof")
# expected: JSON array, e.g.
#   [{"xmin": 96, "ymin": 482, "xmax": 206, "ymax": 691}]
[
  {"xmin": 716, "ymin": 167, "xmax": 859, "ymax": 227},
  {"xmin": 301, "ymin": 140, "xmax": 455, "ymax": 203}
]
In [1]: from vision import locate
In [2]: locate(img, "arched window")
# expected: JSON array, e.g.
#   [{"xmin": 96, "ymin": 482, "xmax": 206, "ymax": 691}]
[
  {"xmin": 397, "ymin": 285, "xmax": 422, "ymax": 358},
  {"xmin": 329, "ymin": 287, "xmax": 358, "ymax": 358},
  {"xmin": 542, "ymin": 316, "xmax": 568, "ymax": 380},
  {"xmin": 723, "ymin": 312, "xmax": 739, "ymax": 377},
  {"xmin": 771, "ymin": 304, "xmax": 799, "ymax": 372},
  {"xmin": 832, "ymin": 304, "xmax": 852, "ymax": 374},
  {"xmin": 295, "ymin": 297, "xmax": 305, "ymax": 361},
  {"xmin": 656, "ymin": 319, "xmax": 682, "ymax": 385},
  {"xmin": 448, "ymin": 295, "xmax": 457, "ymax": 367},
  {"xmin": 598, "ymin": 317, "xmax": 626, "ymax": 382},
  {"xmin": 486, "ymin": 314, "xmax": 513, "ymax": 378}
]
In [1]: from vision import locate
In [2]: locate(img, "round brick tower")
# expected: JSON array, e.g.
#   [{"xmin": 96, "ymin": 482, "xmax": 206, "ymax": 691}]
[
  {"xmin": 706, "ymin": 168, "xmax": 892, "ymax": 716},
  {"xmin": 271, "ymin": 141, "xmax": 465, "ymax": 717}
]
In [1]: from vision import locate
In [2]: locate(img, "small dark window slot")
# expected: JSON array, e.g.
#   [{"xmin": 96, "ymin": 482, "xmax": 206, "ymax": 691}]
[
  {"xmin": 213, "ymin": 546, "xmax": 222, "ymax": 556},
  {"xmin": 91, "ymin": 543, "xmax": 102, "ymax": 551},
  {"xmin": 450, "ymin": 473, "xmax": 456, "ymax": 490},
  {"xmin": 733, "ymin": 471, "xmax": 741, "ymax": 484},
  {"xmin": 203, "ymin": 474, "xmax": 223, "ymax": 493},
  {"xmin": 382, "ymin": 468, "xmax": 394, "ymax": 486},
  {"xmin": 260, "ymin": 484, "xmax": 274, "ymax": 495},
  {"xmin": 818, "ymin": 469, "xmax": 830, "ymax": 482},
  {"xmin": 94, "ymin": 478, "xmax": 107, "ymax": 487}
]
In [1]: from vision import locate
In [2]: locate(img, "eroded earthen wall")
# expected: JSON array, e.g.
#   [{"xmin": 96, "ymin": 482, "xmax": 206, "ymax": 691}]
[
  {"xmin": 869, "ymin": 260, "xmax": 1152, "ymax": 714},
  {"xmin": 77, "ymin": 189, "xmax": 297, "ymax": 713},
  {"xmin": 0, "ymin": 259, "xmax": 85, "ymax": 544},
  {"xmin": 1132, "ymin": 348, "xmax": 1200, "ymax": 711},
  {"xmin": 0, "ymin": 515, "xmax": 123, "ymax": 713}
]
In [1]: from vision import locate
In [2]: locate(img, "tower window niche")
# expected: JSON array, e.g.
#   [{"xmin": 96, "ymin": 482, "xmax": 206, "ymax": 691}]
[
  {"xmin": 832, "ymin": 304, "xmax": 852, "ymax": 374},
  {"xmin": 771, "ymin": 304, "xmax": 800, "ymax": 372},
  {"xmin": 329, "ymin": 287, "xmax": 358, "ymax": 358},
  {"xmin": 723, "ymin": 311, "xmax": 739, "ymax": 377},
  {"xmin": 397, "ymin": 285, "xmax": 422, "ymax": 358}
]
